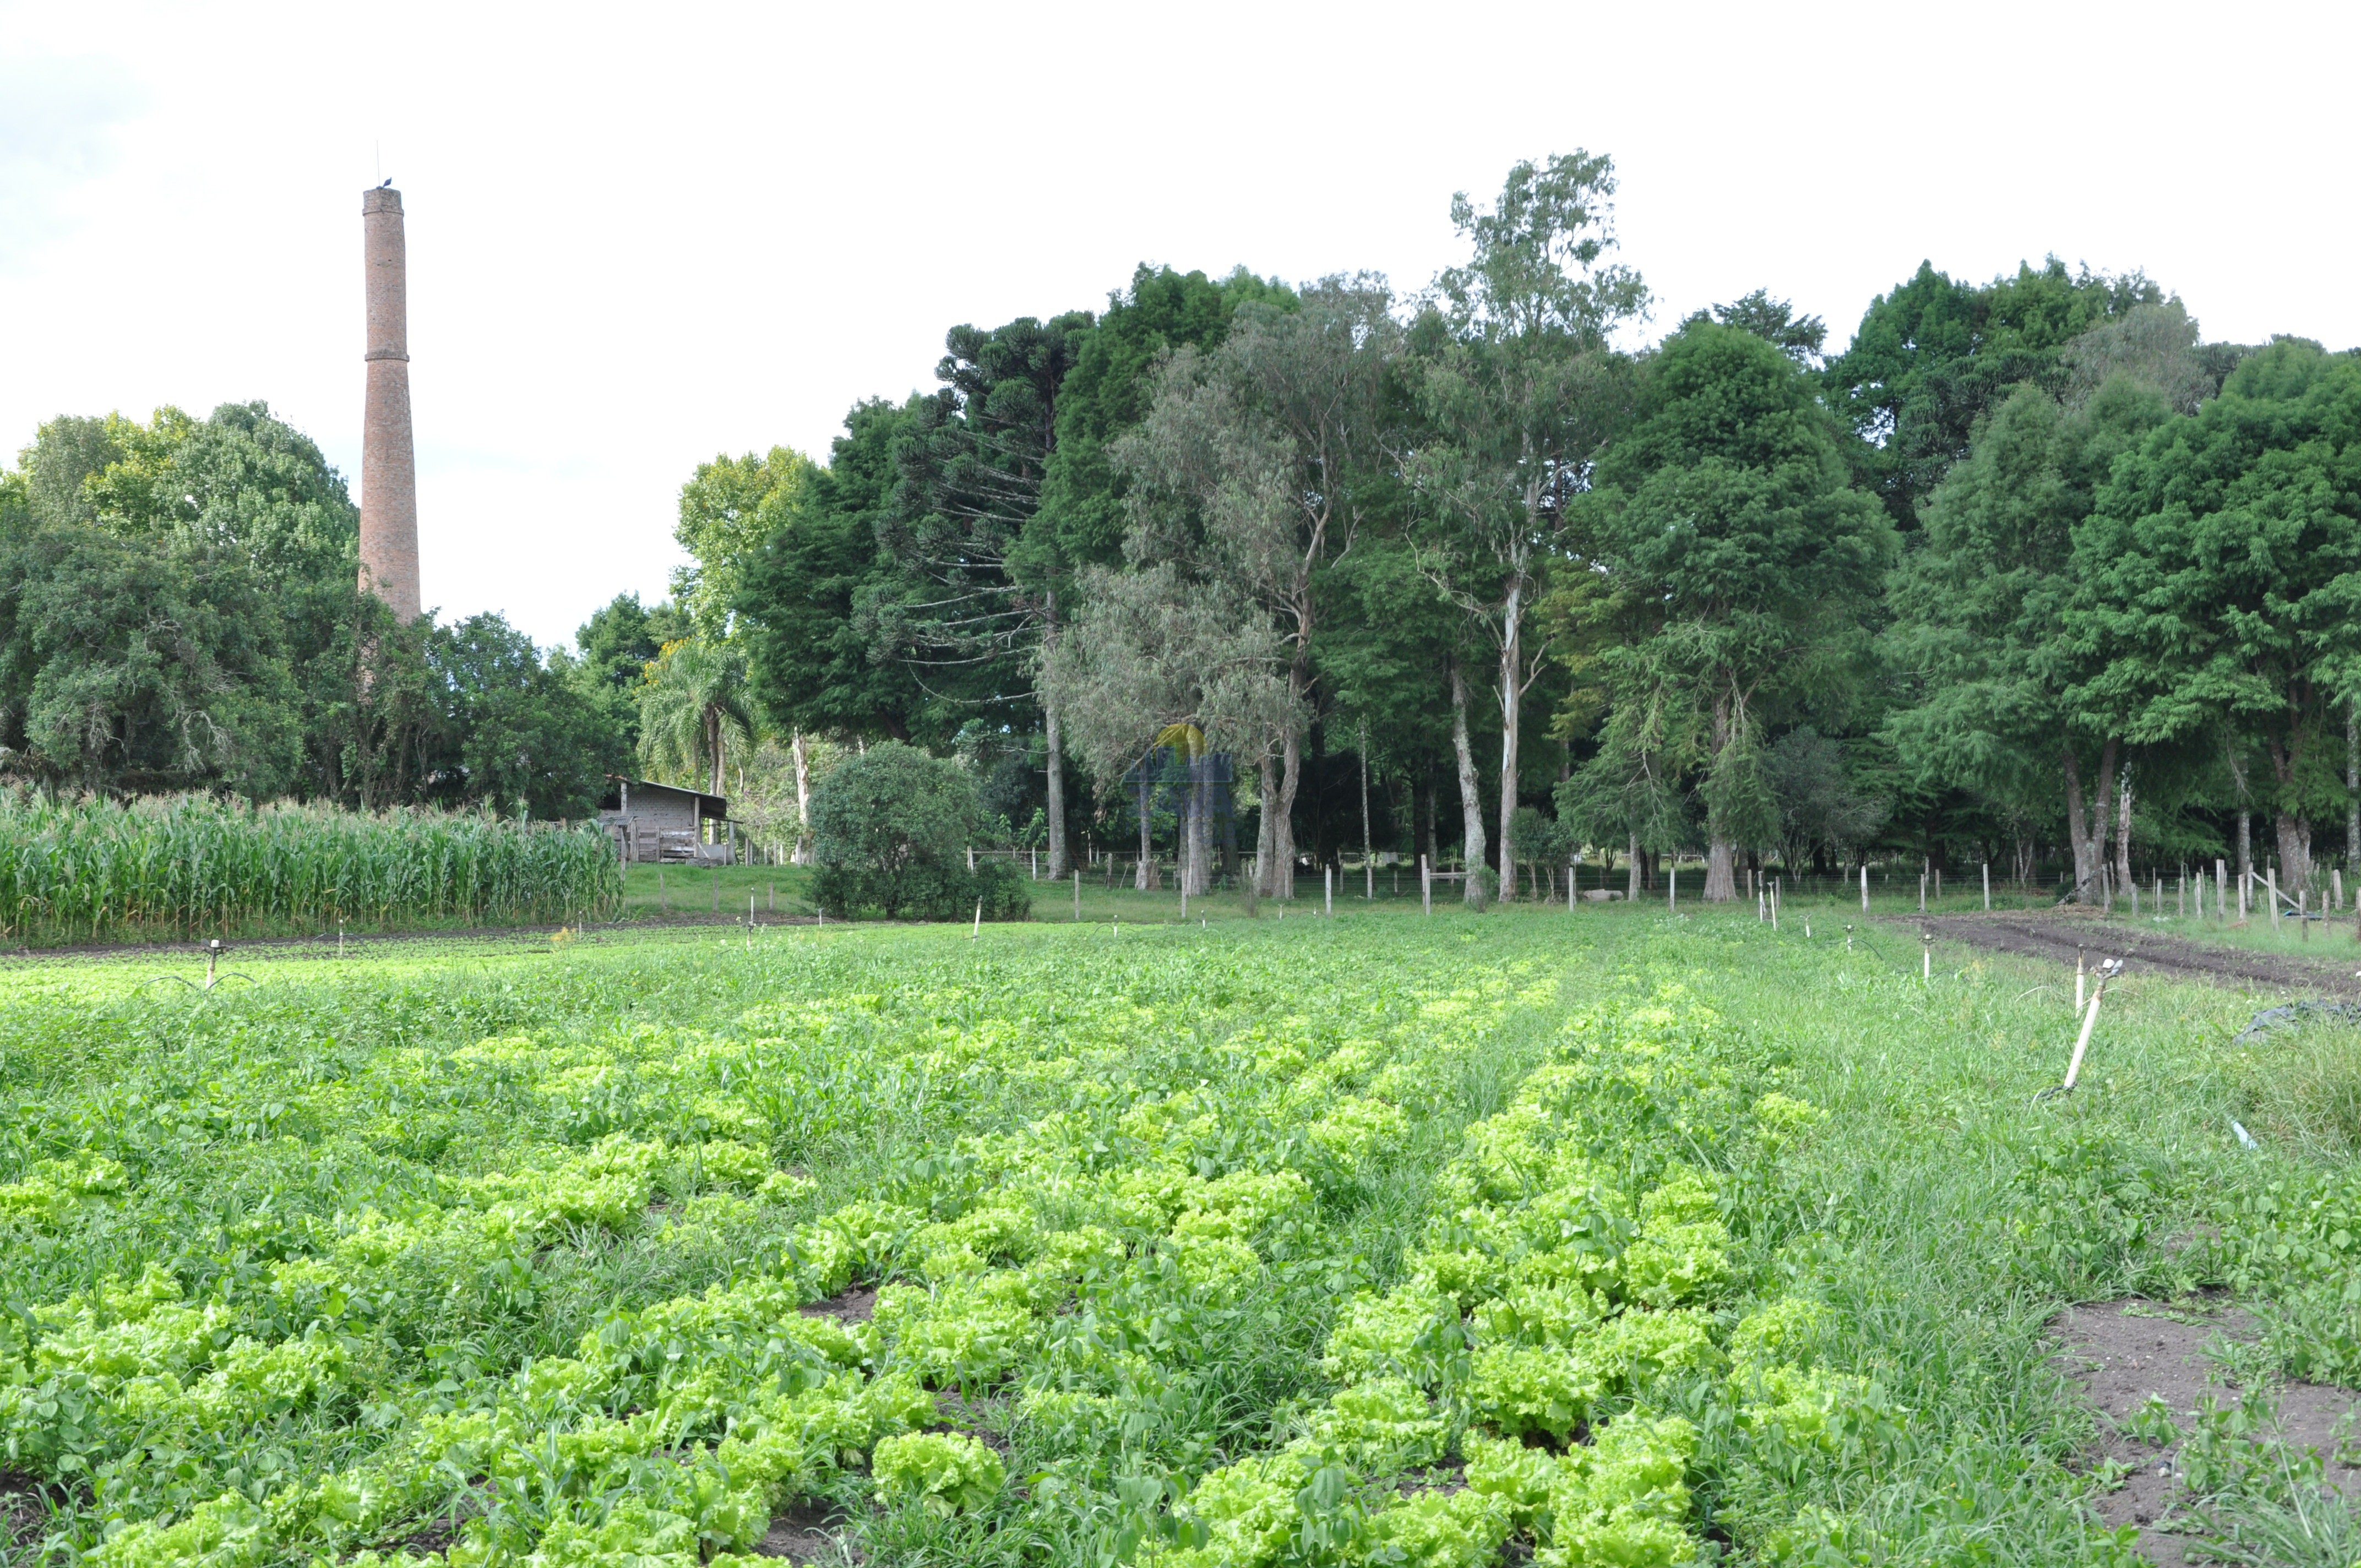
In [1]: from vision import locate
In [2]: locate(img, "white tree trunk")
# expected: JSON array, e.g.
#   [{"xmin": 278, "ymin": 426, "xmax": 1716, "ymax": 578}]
[
  {"xmin": 1256, "ymin": 752, "xmax": 1281, "ymax": 897},
  {"xmin": 1626, "ymin": 830, "xmax": 1641, "ymax": 901},
  {"xmin": 791, "ymin": 730, "xmax": 812, "ymax": 864},
  {"xmin": 1136, "ymin": 761, "xmax": 1155, "ymax": 890},
  {"xmin": 1044, "ymin": 704, "xmax": 1068, "ymax": 881},
  {"xmin": 1449, "ymin": 660, "xmax": 1486, "ymax": 905},
  {"xmin": 1271, "ymin": 723, "xmax": 1301, "ymax": 901},
  {"xmin": 1495, "ymin": 600, "xmax": 1521, "ymax": 903}
]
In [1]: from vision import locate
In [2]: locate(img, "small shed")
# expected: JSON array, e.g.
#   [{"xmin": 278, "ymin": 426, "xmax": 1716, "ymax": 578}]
[{"xmin": 597, "ymin": 776, "xmax": 730, "ymax": 864}]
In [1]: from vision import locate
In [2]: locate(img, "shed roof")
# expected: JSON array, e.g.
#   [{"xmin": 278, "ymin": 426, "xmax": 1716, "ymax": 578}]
[{"xmin": 599, "ymin": 776, "xmax": 728, "ymax": 818}]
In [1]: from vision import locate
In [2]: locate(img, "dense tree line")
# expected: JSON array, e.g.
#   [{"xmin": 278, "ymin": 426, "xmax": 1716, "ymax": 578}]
[
  {"xmin": 0, "ymin": 404, "xmax": 628, "ymax": 817},
  {"xmin": 690, "ymin": 151, "xmax": 2358, "ymax": 905},
  {"xmin": 12, "ymin": 151, "xmax": 2354, "ymax": 908}
]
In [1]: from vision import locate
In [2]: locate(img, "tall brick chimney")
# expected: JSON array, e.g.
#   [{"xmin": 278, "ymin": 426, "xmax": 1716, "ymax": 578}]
[{"xmin": 360, "ymin": 186, "xmax": 421, "ymax": 621}]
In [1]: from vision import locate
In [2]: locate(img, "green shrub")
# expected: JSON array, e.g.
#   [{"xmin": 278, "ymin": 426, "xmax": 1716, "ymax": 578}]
[{"xmin": 807, "ymin": 743, "xmax": 1029, "ymax": 921}]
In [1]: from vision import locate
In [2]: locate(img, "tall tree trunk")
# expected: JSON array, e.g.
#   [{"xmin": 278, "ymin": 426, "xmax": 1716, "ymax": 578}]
[
  {"xmin": 1704, "ymin": 694, "xmax": 1738, "ymax": 901},
  {"xmin": 1449, "ymin": 658, "xmax": 1487, "ymax": 905},
  {"xmin": 1257, "ymin": 752, "xmax": 1281, "ymax": 897},
  {"xmin": 1272, "ymin": 718, "xmax": 1302, "ymax": 902},
  {"xmin": 2347, "ymin": 700, "xmax": 2358, "ymax": 878},
  {"xmin": 1495, "ymin": 595, "xmax": 1522, "ymax": 903},
  {"xmin": 1416, "ymin": 767, "xmax": 1434, "ymax": 870},
  {"xmin": 1359, "ymin": 721, "xmax": 1372, "ymax": 882},
  {"xmin": 2063, "ymin": 747, "xmax": 2092, "ymax": 901},
  {"xmin": 1136, "ymin": 754, "xmax": 1155, "ymax": 890},
  {"xmin": 1043, "ymin": 710, "xmax": 1068, "ymax": 882},
  {"xmin": 2228, "ymin": 742, "xmax": 2254, "ymax": 890},
  {"xmin": 2266, "ymin": 735, "xmax": 2313, "ymax": 891},
  {"xmin": 2114, "ymin": 765, "xmax": 2134, "ymax": 900},
  {"xmin": 2275, "ymin": 810, "xmax": 2311, "ymax": 899},
  {"xmin": 791, "ymin": 731, "xmax": 812, "ymax": 864},
  {"xmin": 1042, "ymin": 594, "xmax": 1069, "ymax": 880},
  {"xmin": 707, "ymin": 707, "xmax": 726, "ymax": 799},
  {"xmin": 2087, "ymin": 738, "xmax": 2118, "ymax": 903},
  {"xmin": 1626, "ymin": 831, "xmax": 1641, "ymax": 901},
  {"xmin": 1185, "ymin": 751, "xmax": 1210, "ymax": 896}
]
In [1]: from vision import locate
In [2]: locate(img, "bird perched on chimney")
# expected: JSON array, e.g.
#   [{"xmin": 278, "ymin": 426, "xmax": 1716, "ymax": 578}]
[{"xmin": 379, "ymin": 178, "xmax": 391, "ymax": 188}]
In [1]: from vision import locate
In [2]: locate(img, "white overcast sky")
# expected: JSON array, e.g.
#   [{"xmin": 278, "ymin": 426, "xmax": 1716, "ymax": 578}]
[{"xmin": 3, "ymin": 1, "xmax": 2353, "ymax": 649}]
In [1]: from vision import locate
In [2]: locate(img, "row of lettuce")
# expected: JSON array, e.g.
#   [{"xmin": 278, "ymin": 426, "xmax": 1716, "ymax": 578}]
[{"xmin": 21, "ymin": 928, "xmax": 2358, "ymax": 1565}]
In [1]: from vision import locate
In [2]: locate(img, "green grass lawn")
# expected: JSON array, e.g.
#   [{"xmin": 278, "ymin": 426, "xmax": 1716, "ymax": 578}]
[{"xmin": 1, "ymin": 905, "xmax": 2354, "ymax": 1566}]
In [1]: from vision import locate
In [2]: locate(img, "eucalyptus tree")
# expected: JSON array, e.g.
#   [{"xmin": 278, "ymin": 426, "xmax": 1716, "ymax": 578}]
[
  {"xmin": 1405, "ymin": 151, "xmax": 1646, "ymax": 901},
  {"xmin": 1098, "ymin": 277, "xmax": 1400, "ymax": 899},
  {"xmin": 1040, "ymin": 562, "xmax": 1298, "ymax": 894}
]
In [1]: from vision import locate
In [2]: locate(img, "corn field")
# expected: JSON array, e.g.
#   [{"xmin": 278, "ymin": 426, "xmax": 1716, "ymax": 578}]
[{"xmin": 0, "ymin": 794, "xmax": 623, "ymax": 943}]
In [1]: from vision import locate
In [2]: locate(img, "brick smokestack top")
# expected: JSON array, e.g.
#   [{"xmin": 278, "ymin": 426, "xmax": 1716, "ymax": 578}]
[{"xmin": 360, "ymin": 186, "xmax": 421, "ymax": 621}]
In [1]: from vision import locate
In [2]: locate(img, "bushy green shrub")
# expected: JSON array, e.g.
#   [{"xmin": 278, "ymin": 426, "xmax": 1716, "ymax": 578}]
[{"xmin": 807, "ymin": 743, "xmax": 1029, "ymax": 921}]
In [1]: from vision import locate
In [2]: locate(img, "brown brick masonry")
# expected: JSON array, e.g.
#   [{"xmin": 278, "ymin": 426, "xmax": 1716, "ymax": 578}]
[{"xmin": 360, "ymin": 187, "xmax": 421, "ymax": 621}]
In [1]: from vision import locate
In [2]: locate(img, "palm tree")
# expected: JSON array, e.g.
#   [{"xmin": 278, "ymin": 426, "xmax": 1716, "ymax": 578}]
[{"xmin": 638, "ymin": 638, "xmax": 754, "ymax": 797}]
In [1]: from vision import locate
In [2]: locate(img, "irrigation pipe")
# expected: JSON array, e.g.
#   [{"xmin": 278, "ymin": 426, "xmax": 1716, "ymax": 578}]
[{"xmin": 2038, "ymin": 958, "xmax": 2124, "ymax": 1102}]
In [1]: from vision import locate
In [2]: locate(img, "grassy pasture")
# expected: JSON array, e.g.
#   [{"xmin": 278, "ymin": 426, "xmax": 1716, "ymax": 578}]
[{"xmin": 0, "ymin": 905, "xmax": 2355, "ymax": 1566}]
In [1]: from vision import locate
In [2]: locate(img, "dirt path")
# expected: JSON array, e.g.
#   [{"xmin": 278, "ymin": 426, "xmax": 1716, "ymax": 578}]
[
  {"xmin": 1903, "ymin": 910, "xmax": 2361, "ymax": 998},
  {"xmin": 2055, "ymin": 1298, "xmax": 2360, "ymax": 1565}
]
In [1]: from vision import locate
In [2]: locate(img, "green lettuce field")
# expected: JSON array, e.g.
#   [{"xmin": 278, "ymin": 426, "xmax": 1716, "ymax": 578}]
[{"xmin": 2, "ymin": 907, "xmax": 2355, "ymax": 1566}]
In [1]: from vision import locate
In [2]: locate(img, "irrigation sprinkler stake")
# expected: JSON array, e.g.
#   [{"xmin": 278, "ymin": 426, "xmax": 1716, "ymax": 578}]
[
  {"xmin": 971, "ymin": 899, "xmax": 982, "ymax": 939},
  {"xmin": 1922, "ymin": 929, "xmax": 1932, "ymax": 980},
  {"xmin": 337, "ymin": 923, "xmax": 344, "ymax": 959},
  {"xmin": 2050, "ymin": 959, "xmax": 2125, "ymax": 1097},
  {"xmin": 205, "ymin": 939, "xmax": 220, "ymax": 990}
]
